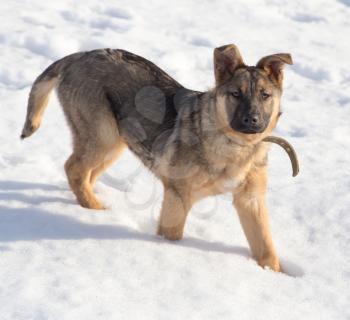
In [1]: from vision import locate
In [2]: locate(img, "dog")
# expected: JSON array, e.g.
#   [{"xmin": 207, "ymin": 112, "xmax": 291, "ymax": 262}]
[{"xmin": 21, "ymin": 44, "xmax": 292, "ymax": 272}]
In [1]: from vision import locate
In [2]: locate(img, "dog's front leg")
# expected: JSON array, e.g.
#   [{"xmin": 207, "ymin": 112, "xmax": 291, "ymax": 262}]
[
  {"xmin": 233, "ymin": 167, "xmax": 280, "ymax": 272},
  {"xmin": 157, "ymin": 187, "xmax": 190, "ymax": 241}
]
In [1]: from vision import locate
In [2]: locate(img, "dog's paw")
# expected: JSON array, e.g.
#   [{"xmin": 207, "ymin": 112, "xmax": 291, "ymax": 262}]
[
  {"xmin": 80, "ymin": 199, "xmax": 105, "ymax": 210},
  {"xmin": 258, "ymin": 256, "xmax": 281, "ymax": 272},
  {"xmin": 157, "ymin": 225, "xmax": 183, "ymax": 241}
]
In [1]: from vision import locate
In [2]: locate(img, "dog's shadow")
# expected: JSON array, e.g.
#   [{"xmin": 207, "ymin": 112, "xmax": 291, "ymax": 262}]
[
  {"xmin": 0, "ymin": 180, "xmax": 66, "ymax": 192},
  {"xmin": 0, "ymin": 180, "xmax": 304, "ymax": 278},
  {"xmin": 0, "ymin": 204, "xmax": 248, "ymax": 255},
  {"xmin": 0, "ymin": 180, "xmax": 72, "ymax": 205}
]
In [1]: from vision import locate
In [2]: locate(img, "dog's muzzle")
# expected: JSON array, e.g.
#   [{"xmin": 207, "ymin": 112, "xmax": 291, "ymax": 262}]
[{"xmin": 231, "ymin": 112, "xmax": 268, "ymax": 134}]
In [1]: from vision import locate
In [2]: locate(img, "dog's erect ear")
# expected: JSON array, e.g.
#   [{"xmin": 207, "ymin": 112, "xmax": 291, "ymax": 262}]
[
  {"xmin": 256, "ymin": 53, "xmax": 293, "ymax": 88},
  {"xmin": 214, "ymin": 44, "xmax": 245, "ymax": 86}
]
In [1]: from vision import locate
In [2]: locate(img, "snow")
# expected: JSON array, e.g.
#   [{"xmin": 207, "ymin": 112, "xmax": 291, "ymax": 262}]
[{"xmin": 1, "ymin": 0, "xmax": 350, "ymax": 319}]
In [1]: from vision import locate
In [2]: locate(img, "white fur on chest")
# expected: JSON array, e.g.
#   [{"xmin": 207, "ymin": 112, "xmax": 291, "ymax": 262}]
[
  {"xmin": 218, "ymin": 177, "xmax": 241, "ymax": 193},
  {"xmin": 212, "ymin": 162, "xmax": 248, "ymax": 194},
  {"xmin": 191, "ymin": 168, "xmax": 245, "ymax": 201}
]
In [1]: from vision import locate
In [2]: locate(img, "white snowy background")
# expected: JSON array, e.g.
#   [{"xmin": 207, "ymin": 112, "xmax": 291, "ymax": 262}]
[{"xmin": 1, "ymin": 0, "xmax": 350, "ymax": 319}]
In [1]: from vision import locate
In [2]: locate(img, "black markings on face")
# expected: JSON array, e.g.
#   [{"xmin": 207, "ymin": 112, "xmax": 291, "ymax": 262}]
[{"xmin": 224, "ymin": 67, "xmax": 279, "ymax": 134}]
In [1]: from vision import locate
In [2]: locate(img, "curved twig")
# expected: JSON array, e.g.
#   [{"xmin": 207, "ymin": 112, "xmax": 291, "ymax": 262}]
[{"xmin": 262, "ymin": 136, "xmax": 299, "ymax": 177}]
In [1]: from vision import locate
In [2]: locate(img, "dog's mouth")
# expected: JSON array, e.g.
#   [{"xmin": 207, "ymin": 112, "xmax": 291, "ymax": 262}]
[
  {"xmin": 237, "ymin": 127, "xmax": 265, "ymax": 134},
  {"xmin": 230, "ymin": 119, "xmax": 268, "ymax": 134}
]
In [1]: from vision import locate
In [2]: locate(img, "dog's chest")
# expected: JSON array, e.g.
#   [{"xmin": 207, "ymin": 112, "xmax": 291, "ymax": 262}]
[
  {"xmin": 192, "ymin": 163, "xmax": 248, "ymax": 200},
  {"xmin": 217, "ymin": 176, "xmax": 241, "ymax": 192},
  {"xmin": 212, "ymin": 165, "xmax": 246, "ymax": 192}
]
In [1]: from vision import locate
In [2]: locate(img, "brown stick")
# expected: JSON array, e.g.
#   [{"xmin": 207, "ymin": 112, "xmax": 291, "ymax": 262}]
[{"xmin": 262, "ymin": 136, "xmax": 300, "ymax": 177}]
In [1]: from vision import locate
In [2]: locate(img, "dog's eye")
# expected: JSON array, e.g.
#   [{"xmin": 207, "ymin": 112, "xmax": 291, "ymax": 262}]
[
  {"xmin": 231, "ymin": 90, "xmax": 240, "ymax": 98},
  {"xmin": 261, "ymin": 91, "xmax": 271, "ymax": 100}
]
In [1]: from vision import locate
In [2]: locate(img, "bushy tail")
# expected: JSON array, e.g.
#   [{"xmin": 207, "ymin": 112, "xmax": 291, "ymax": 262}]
[
  {"xmin": 20, "ymin": 74, "xmax": 58, "ymax": 139},
  {"xmin": 20, "ymin": 52, "xmax": 84, "ymax": 139}
]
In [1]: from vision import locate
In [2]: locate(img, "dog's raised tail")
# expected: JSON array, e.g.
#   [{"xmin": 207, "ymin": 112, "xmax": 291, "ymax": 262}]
[
  {"xmin": 21, "ymin": 52, "xmax": 84, "ymax": 139},
  {"xmin": 20, "ymin": 74, "xmax": 58, "ymax": 139}
]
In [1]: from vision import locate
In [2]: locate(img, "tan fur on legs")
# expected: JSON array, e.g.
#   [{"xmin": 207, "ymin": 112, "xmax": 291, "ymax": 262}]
[
  {"xmin": 233, "ymin": 167, "xmax": 280, "ymax": 272},
  {"xmin": 62, "ymin": 99, "xmax": 121, "ymax": 209},
  {"xmin": 65, "ymin": 152, "xmax": 104, "ymax": 210},
  {"xmin": 90, "ymin": 142, "xmax": 126, "ymax": 187},
  {"xmin": 157, "ymin": 187, "xmax": 191, "ymax": 241}
]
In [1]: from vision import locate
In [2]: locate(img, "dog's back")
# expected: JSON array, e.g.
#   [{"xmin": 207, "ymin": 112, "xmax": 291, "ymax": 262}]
[{"xmin": 21, "ymin": 49, "xmax": 184, "ymax": 139}]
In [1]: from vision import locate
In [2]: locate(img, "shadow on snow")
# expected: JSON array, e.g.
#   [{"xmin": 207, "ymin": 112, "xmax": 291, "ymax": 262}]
[{"xmin": 0, "ymin": 180, "xmax": 304, "ymax": 277}]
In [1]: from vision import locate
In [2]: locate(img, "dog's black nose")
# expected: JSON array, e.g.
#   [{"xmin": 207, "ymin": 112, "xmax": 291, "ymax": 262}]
[
  {"xmin": 230, "ymin": 111, "xmax": 267, "ymax": 134},
  {"xmin": 242, "ymin": 113, "xmax": 260, "ymax": 126}
]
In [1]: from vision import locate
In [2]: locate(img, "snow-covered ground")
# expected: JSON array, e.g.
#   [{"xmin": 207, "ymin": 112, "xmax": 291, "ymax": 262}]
[{"xmin": 1, "ymin": 0, "xmax": 350, "ymax": 319}]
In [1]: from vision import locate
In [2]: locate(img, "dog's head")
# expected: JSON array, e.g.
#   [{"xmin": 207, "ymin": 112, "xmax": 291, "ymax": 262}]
[{"xmin": 213, "ymin": 44, "xmax": 292, "ymax": 144}]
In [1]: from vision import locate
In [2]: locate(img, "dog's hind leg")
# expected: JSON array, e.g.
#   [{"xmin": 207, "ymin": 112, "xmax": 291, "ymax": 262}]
[
  {"xmin": 157, "ymin": 187, "xmax": 191, "ymax": 241},
  {"xmin": 65, "ymin": 147, "xmax": 104, "ymax": 210},
  {"xmin": 90, "ymin": 142, "xmax": 126, "ymax": 187},
  {"xmin": 64, "ymin": 115, "xmax": 122, "ymax": 210}
]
